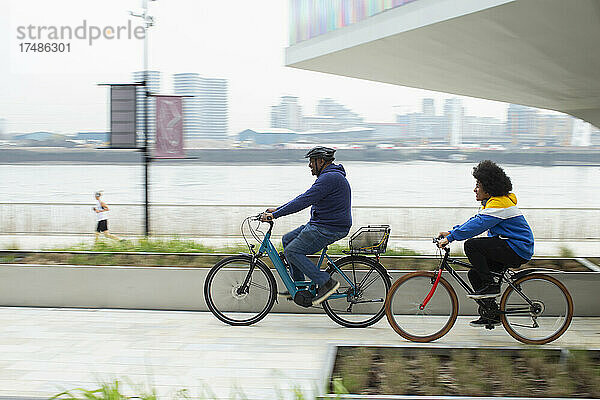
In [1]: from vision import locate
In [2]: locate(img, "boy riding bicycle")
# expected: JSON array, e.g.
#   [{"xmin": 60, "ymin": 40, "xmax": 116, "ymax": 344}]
[{"xmin": 437, "ymin": 160, "xmax": 534, "ymax": 327}]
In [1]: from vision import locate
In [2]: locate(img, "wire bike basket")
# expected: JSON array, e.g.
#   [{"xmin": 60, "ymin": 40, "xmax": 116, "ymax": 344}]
[{"xmin": 347, "ymin": 225, "xmax": 391, "ymax": 255}]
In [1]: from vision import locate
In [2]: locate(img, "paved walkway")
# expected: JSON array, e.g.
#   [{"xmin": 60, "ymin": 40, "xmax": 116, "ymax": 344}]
[{"xmin": 0, "ymin": 308, "xmax": 598, "ymax": 399}]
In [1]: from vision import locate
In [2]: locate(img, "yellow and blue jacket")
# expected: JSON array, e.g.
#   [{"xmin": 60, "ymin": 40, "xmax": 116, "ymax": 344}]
[{"xmin": 447, "ymin": 193, "xmax": 534, "ymax": 260}]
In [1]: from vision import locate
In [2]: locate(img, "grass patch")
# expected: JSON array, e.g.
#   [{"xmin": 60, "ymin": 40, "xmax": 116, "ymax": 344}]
[
  {"xmin": 326, "ymin": 242, "xmax": 420, "ymax": 256},
  {"xmin": 57, "ymin": 239, "xmax": 421, "ymax": 257},
  {"xmin": 58, "ymin": 238, "xmax": 250, "ymax": 254},
  {"xmin": 51, "ymin": 380, "xmax": 156, "ymax": 400},
  {"xmin": 330, "ymin": 347, "xmax": 375, "ymax": 394},
  {"xmin": 52, "ymin": 378, "xmax": 344, "ymax": 400},
  {"xmin": 3, "ymin": 237, "xmax": 589, "ymax": 271},
  {"xmin": 559, "ymin": 245, "xmax": 576, "ymax": 258},
  {"xmin": 331, "ymin": 347, "xmax": 600, "ymax": 397}
]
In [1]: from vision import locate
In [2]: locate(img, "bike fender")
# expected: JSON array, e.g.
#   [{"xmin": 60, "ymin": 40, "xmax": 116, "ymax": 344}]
[
  {"xmin": 326, "ymin": 255, "xmax": 392, "ymax": 281},
  {"xmin": 511, "ymin": 267, "xmax": 563, "ymax": 281}
]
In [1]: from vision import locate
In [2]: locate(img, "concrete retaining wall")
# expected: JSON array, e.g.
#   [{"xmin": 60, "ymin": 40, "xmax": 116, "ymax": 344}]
[{"xmin": 0, "ymin": 264, "xmax": 596, "ymax": 316}]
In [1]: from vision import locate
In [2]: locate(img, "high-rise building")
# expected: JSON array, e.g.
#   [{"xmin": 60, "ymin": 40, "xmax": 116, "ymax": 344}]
[
  {"xmin": 420, "ymin": 98, "xmax": 438, "ymax": 141},
  {"xmin": 133, "ymin": 70, "xmax": 161, "ymax": 143},
  {"xmin": 173, "ymin": 73, "xmax": 229, "ymax": 140},
  {"xmin": 199, "ymin": 77, "xmax": 228, "ymax": 139},
  {"xmin": 173, "ymin": 73, "xmax": 202, "ymax": 139},
  {"xmin": 0, "ymin": 118, "xmax": 7, "ymax": 140},
  {"xmin": 422, "ymin": 98, "xmax": 435, "ymax": 117},
  {"xmin": 462, "ymin": 116, "xmax": 505, "ymax": 145},
  {"xmin": 316, "ymin": 98, "xmax": 363, "ymax": 129},
  {"xmin": 506, "ymin": 104, "xmax": 538, "ymax": 146},
  {"xmin": 591, "ymin": 125, "xmax": 600, "ymax": 146},
  {"xmin": 571, "ymin": 118, "xmax": 592, "ymax": 147},
  {"xmin": 443, "ymin": 98, "xmax": 463, "ymax": 146},
  {"xmin": 537, "ymin": 114, "xmax": 571, "ymax": 146},
  {"xmin": 271, "ymin": 96, "xmax": 303, "ymax": 131}
]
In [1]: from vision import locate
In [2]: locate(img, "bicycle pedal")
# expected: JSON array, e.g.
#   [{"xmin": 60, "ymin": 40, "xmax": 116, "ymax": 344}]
[
  {"xmin": 277, "ymin": 292, "xmax": 293, "ymax": 301},
  {"xmin": 485, "ymin": 324, "xmax": 496, "ymax": 330}
]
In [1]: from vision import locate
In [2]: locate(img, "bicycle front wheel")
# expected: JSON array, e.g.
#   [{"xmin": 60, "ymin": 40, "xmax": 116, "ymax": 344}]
[
  {"xmin": 385, "ymin": 271, "xmax": 458, "ymax": 342},
  {"xmin": 500, "ymin": 273, "xmax": 573, "ymax": 345},
  {"xmin": 204, "ymin": 255, "xmax": 277, "ymax": 326},
  {"xmin": 323, "ymin": 256, "xmax": 391, "ymax": 328}
]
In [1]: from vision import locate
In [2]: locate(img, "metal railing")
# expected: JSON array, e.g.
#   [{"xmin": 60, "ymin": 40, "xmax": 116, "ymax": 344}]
[{"xmin": 1, "ymin": 203, "xmax": 599, "ymax": 240}]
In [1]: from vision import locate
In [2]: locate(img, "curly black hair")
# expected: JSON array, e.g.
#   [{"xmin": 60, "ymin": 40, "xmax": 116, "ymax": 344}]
[{"xmin": 472, "ymin": 160, "xmax": 512, "ymax": 197}]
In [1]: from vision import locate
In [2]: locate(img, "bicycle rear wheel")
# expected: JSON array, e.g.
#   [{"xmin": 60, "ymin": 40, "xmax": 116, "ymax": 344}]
[
  {"xmin": 323, "ymin": 256, "xmax": 391, "ymax": 328},
  {"xmin": 204, "ymin": 255, "xmax": 277, "ymax": 326},
  {"xmin": 500, "ymin": 273, "xmax": 573, "ymax": 345},
  {"xmin": 385, "ymin": 271, "xmax": 458, "ymax": 342}
]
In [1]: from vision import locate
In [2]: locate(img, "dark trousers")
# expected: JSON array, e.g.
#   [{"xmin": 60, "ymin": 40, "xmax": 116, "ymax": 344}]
[{"xmin": 464, "ymin": 236, "xmax": 528, "ymax": 291}]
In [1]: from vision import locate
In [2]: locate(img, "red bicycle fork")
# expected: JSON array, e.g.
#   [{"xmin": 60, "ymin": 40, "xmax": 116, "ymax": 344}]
[{"xmin": 419, "ymin": 268, "xmax": 443, "ymax": 310}]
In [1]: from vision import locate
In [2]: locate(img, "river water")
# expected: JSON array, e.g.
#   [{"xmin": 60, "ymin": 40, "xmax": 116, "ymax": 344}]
[{"xmin": 1, "ymin": 161, "xmax": 599, "ymax": 208}]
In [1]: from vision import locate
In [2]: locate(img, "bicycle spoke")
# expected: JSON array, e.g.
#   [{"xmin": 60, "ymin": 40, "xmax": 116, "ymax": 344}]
[
  {"xmin": 359, "ymin": 271, "xmax": 381, "ymax": 292},
  {"xmin": 501, "ymin": 274, "xmax": 573, "ymax": 344},
  {"xmin": 249, "ymin": 281, "xmax": 270, "ymax": 291},
  {"xmin": 385, "ymin": 272, "xmax": 457, "ymax": 342},
  {"xmin": 357, "ymin": 268, "xmax": 375, "ymax": 288},
  {"xmin": 323, "ymin": 257, "xmax": 390, "ymax": 328}
]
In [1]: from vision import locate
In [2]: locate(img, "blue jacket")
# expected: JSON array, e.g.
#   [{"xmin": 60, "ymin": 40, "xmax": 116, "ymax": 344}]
[
  {"xmin": 272, "ymin": 164, "xmax": 352, "ymax": 232},
  {"xmin": 447, "ymin": 193, "xmax": 534, "ymax": 260}
]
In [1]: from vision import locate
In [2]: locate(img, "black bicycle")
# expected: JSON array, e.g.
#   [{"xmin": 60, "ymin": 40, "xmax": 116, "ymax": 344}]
[{"xmin": 385, "ymin": 238, "xmax": 573, "ymax": 344}]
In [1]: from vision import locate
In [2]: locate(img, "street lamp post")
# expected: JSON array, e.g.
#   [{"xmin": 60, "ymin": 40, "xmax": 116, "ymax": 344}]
[{"xmin": 131, "ymin": 0, "xmax": 155, "ymax": 237}]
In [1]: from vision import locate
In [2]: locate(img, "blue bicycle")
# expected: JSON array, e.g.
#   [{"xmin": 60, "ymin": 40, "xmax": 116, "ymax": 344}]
[{"xmin": 204, "ymin": 215, "xmax": 391, "ymax": 327}]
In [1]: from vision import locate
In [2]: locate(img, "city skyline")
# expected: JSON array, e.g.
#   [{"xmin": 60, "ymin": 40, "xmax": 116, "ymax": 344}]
[{"xmin": 251, "ymin": 95, "xmax": 598, "ymax": 148}]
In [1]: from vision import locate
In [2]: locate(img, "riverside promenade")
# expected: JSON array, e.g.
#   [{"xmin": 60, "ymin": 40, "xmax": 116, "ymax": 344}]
[{"xmin": 0, "ymin": 308, "xmax": 598, "ymax": 399}]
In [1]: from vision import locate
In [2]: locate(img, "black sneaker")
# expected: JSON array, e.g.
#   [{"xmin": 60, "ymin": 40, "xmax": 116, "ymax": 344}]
[
  {"xmin": 469, "ymin": 316, "xmax": 501, "ymax": 328},
  {"xmin": 467, "ymin": 283, "xmax": 501, "ymax": 299},
  {"xmin": 312, "ymin": 278, "xmax": 340, "ymax": 306}
]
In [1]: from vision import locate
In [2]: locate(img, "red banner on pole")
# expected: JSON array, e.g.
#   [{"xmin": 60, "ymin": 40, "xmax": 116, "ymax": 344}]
[{"xmin": 155, "ymin": 96, "xmax": 185, "ymax": 158}]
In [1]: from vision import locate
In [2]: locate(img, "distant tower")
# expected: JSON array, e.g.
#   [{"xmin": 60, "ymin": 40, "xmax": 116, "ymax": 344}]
[
  {"xmin": 444, "ymin": 98, "xmax": 463, "ymax": 146},
  {"xmin": 133, "ymin": 70, "xmax": 161, "ymax": 143},
  {"xmin": 271, "ymin": 96, "xmax": 303, "ymax": 131},
  {"xmin": 0, "ymin": 118, "xmax": 6, "ymax": 139},
  {"xmin": 421, "ymin": 98, "xmax": 436, "ymax": 140},
  {"xmin": 506, "ymin": 104, "xmax": 538, "ymax": 146},
  {"xmin": 174, "ymin": 73, "xmax": 202, "ymax": 138},
  {"xmin": 422, "ymin": 98, "xmax": 435, "ymax": 116},
  {"xmin": 173, "ymin": 73, "xmax": 228, "ymax": 139},
  {"xmin": 200, "ymin": 77, "xmax": 228, "ymax": 139},
  {"xmin": 316, "ymin": 98, "xmax": 363, "ymax": 128},
  {"xmin": 571, "ymin": 118, "xmax": 592, "ymax": 146}
]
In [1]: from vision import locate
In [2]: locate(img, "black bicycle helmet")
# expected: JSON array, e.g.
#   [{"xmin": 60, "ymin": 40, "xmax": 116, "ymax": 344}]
[{"xmin": 304, "ymin": 146, "xmax": 335, "ymax": 161}]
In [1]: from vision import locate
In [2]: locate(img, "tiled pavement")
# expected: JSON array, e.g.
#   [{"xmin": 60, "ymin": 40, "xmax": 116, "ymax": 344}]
[{"xmin": 0, "ymin": 308, "xmax": 598, "ymax": 399}]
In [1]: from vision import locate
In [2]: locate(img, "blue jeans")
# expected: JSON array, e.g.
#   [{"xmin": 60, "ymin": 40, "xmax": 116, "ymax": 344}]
[{"xmin": 282, "ymin": 223, "xmax": 349, "ymax": 286}]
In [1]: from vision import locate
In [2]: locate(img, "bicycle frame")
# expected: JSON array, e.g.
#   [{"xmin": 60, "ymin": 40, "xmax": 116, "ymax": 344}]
[
  {"xmin": 420, "ymin": 247, "xmax": 539, "ymax": 315},
  {"xmin": 419, "ymin": 248, "xmax": 474, "ymax": 309},
  {"xmin": 250, "ymin": 220, "xmax": 355, "ymax": 301}
]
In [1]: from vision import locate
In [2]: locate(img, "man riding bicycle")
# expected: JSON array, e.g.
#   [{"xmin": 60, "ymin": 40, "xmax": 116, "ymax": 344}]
[
  {"xmin": 260, "ymin": 146, "xmax": 352, "ymax": 305},
  {"xmin": 437, "ymin": 160, "xmax": 534, "ymax": 327}
]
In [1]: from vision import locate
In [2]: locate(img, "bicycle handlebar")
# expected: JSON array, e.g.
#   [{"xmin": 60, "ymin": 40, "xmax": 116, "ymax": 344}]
[
  {"xmin": 252, "ymin": 212, "xmax": 273, "ymax": 222},
  {"xmin": 432, "ymin": 237, "xmax": 450, "ymax": 253}
]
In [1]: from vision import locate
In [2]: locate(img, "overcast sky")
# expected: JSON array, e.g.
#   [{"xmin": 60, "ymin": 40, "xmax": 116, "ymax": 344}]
[{"xmin": 1, "ymin": 0, "xmax": 514, "ymax": 135}]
